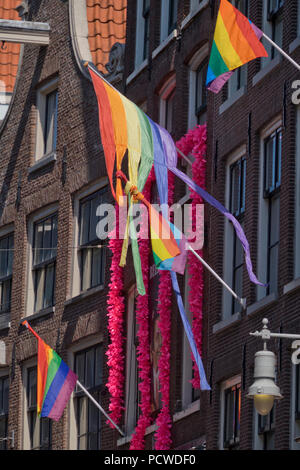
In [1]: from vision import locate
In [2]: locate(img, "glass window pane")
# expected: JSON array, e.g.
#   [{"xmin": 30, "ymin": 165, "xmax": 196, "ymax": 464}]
[
  {"xmin": 81, "ymin": 249, "xmax": 92, "ymax": 291},
  {"xmin": 40, "ymin": 418, "xmax": 50, "ymax": 449},
  {"xmin": 0, "ymin": 237, "xmax": 8, "ymax": 278},
  {"xmin": 34, "ymin": 222, "xmax": 44, "ymax": 265},
  {"xmin": 3, "ymin": 377, "xmax": 8, "ymax": 414},
  {"xmin": 44, "ymin": 263, "xmax": 55, "ymax": 309},
  {"xmin": 28, "ymin": 369, "xmax": 37, "ymax": 408},
  {"xmin": 78, "ymin": 397, "xmax": 87, "ymax": 450},
  {"xmin": 95, "ymin": 345, "xmax": 103, "ymax": 387},
  {"xmin": 7, "ymin": 235, "xmax": 13, "ymax": 275},
  {"xmin": 43, "ymin": 218, "xmax": 52, "ymax": 261},
  {"xmin": 90, "ymin": 193, "xmax": 101, "ymax": 243},
  {"xmin": 91, "ymin": 248, "xmax": 102, "ymax": 288},
  {"xmin": 0, "ymin": 416, "xmax": 5, "ymax": 439},
  {"xmin": 265, "ymin": 136, "xmax": 276, "ymax": 192},
  {"xmin": 268, "ymin": 244, "xmax": 279, "ymax": 293},
  {"xmin": 80, "ymin": 200, "xmax": 91, "ymax": 246},
  {"xmin": 270, "ymin": 196, "xmax": 280, "ymax": 246},
  {"xmin": 34, "ymin": 268, "xmax": 45, "ymax": 312},
  {"xmin": 1, "ymin": 279, "xmax": 11, "ymax": 312},
  {"xmin": 75, "ymin": 353, "xmax": 85, "ymax": 387},
  {"xmin": 51, "ymin": 216, "xmax": 58, "ymax": 260},
  {"xmin": 45, "ymin": 90, "xmax": 58, "ymax": 155},
  {"xmin": 85, "ymin": 349, "xmax": 95, "ymax": 389}
]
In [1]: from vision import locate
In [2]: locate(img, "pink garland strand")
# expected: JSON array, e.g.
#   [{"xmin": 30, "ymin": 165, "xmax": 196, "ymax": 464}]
[
  {"xmin": 177, "ymin": 124, "xmax": 207, "ymax": 389},
  {"xmin": 154, "ymin": 170, "xmax": 175, "ymax": 450},
  {"xmin": 130, "ymin": 168, "xmax": 156, "ymax": 450},
  {"xmin": 106, "ymin": 204, "xmax": 125, "ymax": 425}
]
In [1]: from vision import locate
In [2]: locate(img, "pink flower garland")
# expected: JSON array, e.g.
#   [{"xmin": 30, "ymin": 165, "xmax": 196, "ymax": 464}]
[
  {"xmin": 106, "ymin": 204, "xmax": 125, "ymax": 425},
  {"xmin": 154, "ymin": 170, "xmax": 175, "ymax": 450},
  {"xmin": 177, "ymin": 124, "xmax": 207, "ymax": 389},
  {"xmin": 130, "ymin": 169, "xmax": 155, "ymax": 450}
]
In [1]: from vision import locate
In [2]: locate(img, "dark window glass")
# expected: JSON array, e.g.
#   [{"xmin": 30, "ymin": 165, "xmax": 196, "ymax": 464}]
[
  {"xmin": 0, "ymin": 376, "xmax": 9, "ymax": 450},
  {"xmin": 142, "ymin": 0, "xmax": 150, "ymax": 60},
  {"xmin": 223, "ymin": 383, "xmax": 241, "ymax": 449},
  {"xmin": 27, "ymin": 368, "xmax": 51, "ymax": 450},
  {"xmin": 78, "ymin": 189, "xmax": 107, "ymax": 292},
  {"xmin": 195, "ymin": 59, "xmax": 208, "ymax": 124},
  {"xmin": 74, "ymin": 345, "xmax": 103, "ymax": 450},
  {"xmin": 44, "ymin": 89, "xmax": 58, "ymax": 156},
  {"xmin": 168, "ymin": 0, "xmax": 178, "ymax": 34},
  {"xmin": 0, "ymin": 234, "xmax": 13, "ymax": 314},
  {"xmin": 264, "ymin": 128, "xmax": 282, "ymax": 295}
]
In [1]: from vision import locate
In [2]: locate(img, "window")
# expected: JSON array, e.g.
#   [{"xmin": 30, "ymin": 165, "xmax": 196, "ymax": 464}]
[
  {"xmin": 159, "ymin": 75, "xmax": 176, "ymax": 135},
  {"xmin": 257, "ymin": 408, "xmax": 275, "ymax": 450},
  {"xmin": 295, "ymin": 364, "xmax": 300, "ymax": 420},
  {"xmin": 226, "ymin": 1, "xmax": 248, "ymax": 97},
  {"xmin": 223, "ymin": 383, "xmax": 241, "ymax": 449},
  {"xmin": 222, "ymin": 148, "xmax": 246, "ymax": 318},
  {"xmin": 0, "ymin": 375, "xmax": 9, "ymax": 450},
  {"xmin": 27, "ymin": 367, "xmax": 52, "ymax": 450},
  {"xmin": 263, "ymin": 128, "xmax": 282, "ymax": 295},
  {"xmin": 135, "ymin": 0, "xmax": 150, "ymax": 68},
  {"xmin": 78, "ymin": 189, "xmax": 106, "ymax": 292},
  {"xmin": 230, "ymin": 157, "xmax": 246, "ymax": 314},
  {"xmin": 188, "ymin": 45, "xmax": 209, "ymax": 129},
  {"xmin": 74, "ymin": 344, "xmax": 103, "ymax": 450},
  {"xmin": 160, "ymin": 0, "xmax": 178, "ymax": 42},
  {"xmin": 168, "ymin": 0, "xmax": 178, "ymax": 35},
  {"xmin": 195, "ymin": 59, "xmax": 208, "ymax": 125},
  {"xmin": 261, "ymin": 0, "xmax": 284, "ymax": 64},
  {"xmin": 32, "ymin": 214, "xmax": 57, "ymax": 312},
  {"xmin": 220, "ymin": 377, "xmax": 241, "ymax": 450},
  {"xmin": 35, "ymin": 78, "xmax": 58, "ymax": 162},
  {"xmin": 0, "ymin": 233, "xmax": 14, "ymax": 315}
]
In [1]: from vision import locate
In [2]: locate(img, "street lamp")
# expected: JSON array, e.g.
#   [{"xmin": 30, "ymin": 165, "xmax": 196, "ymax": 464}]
[{"xmin": 246, "ymin": 318, "xmax": 296, "ymax": 415}]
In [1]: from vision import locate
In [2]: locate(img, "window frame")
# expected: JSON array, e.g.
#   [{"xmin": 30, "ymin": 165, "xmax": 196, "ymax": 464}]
[
  {"xmin": 0, "ymin": 374, "xmax": 9, "ymax": 450},
  {"xmin": 0, "ymin": 232, "xmax": 14, "ymax": 315},
  {"xmin": 34, "ymin": 77, "xmax": 59, "ymax": 163}
]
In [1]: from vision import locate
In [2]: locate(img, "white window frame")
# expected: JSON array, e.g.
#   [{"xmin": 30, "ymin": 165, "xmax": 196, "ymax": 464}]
[
  {"xmin": 69, "ymin": 178, "xmax": 108, "ymax": 301},
  {"xmin": 34, "ymin": 77, "xmax": 59, "ymax": 164},
  {"xmin": 158, "ymin": 74, "xmax": 176, "ymax": 133},
  {"xmin": 25, "ymin": 204, "xmax": 58, "ymax": 317},
  {"xmin": 219, "ymin": 375, "xmax": 241, "ymax": 450},
  {"xmin": 67, "ymin": 334, "xmax": 104, "ymax": 450},
  {"xmin": 256, "ymin": 116, "xmax": 282, "ymax": 301},
  {"xmin": 188, "ymin": 44, "xmax": 209, "ymax": 130},
  {"xmin": 222, "ymin": 145, "xmax": 246, "ymax": 319},
  {"xmin": 160, "ymin": 0, "xmax": 178, "ymax": 43}
]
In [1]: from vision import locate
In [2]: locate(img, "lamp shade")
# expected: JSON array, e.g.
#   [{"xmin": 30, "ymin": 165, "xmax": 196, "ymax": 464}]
[{"xmin": 247, "ymin": 350, "xmax": 282, "ymax": 415}]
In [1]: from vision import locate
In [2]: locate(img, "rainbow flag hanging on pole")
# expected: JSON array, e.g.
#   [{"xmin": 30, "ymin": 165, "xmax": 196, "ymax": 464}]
[
  {"xmin": 206, "ymin": 0, "xmax": 268, "ymax": 93},
  {"xmin": 22, "ymin": 321, "xmax": 77, "ymax": 421}
]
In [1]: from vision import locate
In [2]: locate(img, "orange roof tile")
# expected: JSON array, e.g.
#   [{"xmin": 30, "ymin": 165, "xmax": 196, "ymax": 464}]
[
  {"xmin": 0, "ymin": 0, "xmax": 21, "ymax": 94},
  {"xmin": 87, "ymin": 0, "xmax": 127, "ymax": 74}
]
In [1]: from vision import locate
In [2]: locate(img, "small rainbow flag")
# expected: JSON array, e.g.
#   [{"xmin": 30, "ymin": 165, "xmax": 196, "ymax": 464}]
[
  {"xmin": 206, "ymin": 0, "xmax": 268, "ymax": 93},
  {"xmin": 23, "ymin": 321, "xmax": 77, "ymax": 421}
]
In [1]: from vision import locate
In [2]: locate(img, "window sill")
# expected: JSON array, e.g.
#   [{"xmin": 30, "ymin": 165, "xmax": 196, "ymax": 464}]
[
  {"xmin": 65, "ymin": 284, "xmax": 105, "ymax": 306},
  {"xmin": 252, "ymin": 55, "xmax": 282, "ymax": 87},
  {"xmin": 20, "ymin": 305, "xmax": 55, "ymax": 324},
  {"xmin": 152, "ymin": 29, "xmax": 177, "ymax": 61},
  {"xmin": 213, "ymin": 311, "xmax": 241, "ymax": 334},
  {"xmin": 117, "ymin": 423, "xmax": 158, "ymax": 447},
  {"xmin": 219, "ymin": 86, "xmax": 246, "ymax": 115},
  {"xmin": 126, "ymin": 59, "xmax": 148, "ymax": 86},
  {"xmin": 246, "ymin": 292, "xmax": 278, "ymax": 317},
  {"xmin": 180, "ymin": 0, "xmax": 209, "ymax": 30},
  {"xmin": 173, "ymin": 399, "xmax": 201, "ymax": 423},
  {"xmin": 28, "ymin": 151, "xmax": 57, "ymax": 174},
  {"xmin": 283, "ymin": 277, "xmax": 300, "ymax": 296}
]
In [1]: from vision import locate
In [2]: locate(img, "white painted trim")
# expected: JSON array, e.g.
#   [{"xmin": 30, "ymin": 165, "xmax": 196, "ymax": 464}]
[
  {"xmin": 152, "ymin": 29, "xmax": 177, "ymax": 60},
  {"xmin": 126, "ymin": 59, "xmax": 148, "ymax": 85},
  {"xmin": 187, "ymin": 43, "xmax": 209, "ymax": 130},
  {"xmin": 69, "ymin": 0, "xmax": 92, "ymax": 80},
  {"xmin": 181, "ymin": 0, "xmax": 209, "ymax": 30},
  {"xmin": 0, "ymin": 19, "xmax": 50, "ymax": 45}
]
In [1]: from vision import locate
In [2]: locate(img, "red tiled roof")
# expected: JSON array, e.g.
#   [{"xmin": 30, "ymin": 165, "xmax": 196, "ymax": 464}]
[
  {"xmin": 86, "ymin": 0, "xmax": 127, "ymax": 74},
  {"xmin": 0, "ymin": 0, "xmax": 21, "ymax": 94}
]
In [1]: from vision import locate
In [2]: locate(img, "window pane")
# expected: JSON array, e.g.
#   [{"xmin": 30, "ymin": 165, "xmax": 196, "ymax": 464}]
[
  {"xmin": 85, "ymin": 348, "xmax": 95, "ymax": 389},
  {"xmin": 270, "ymin": 196, "xmax": 280, "ymax": 246},
  {"xmin": 3, "ymin": 378, "xmax": 8, "ymax": 414},
  {"xmin": 81, "ymin": 249, "xmax": 92, "ymax": 291},
  {"xmin": 43, "ymin": 218, "xmax": 52, "ymax": 261},
  {"xmin": 7, "ymin": 235, "xmax": 13, "ymax": 275},
  {"xmin": 1, "ymin": 279, "xmax": 11, "ymax": 312},
  {"xmin": 268, "ymin": 244, "xmax": 279, "ymax": 293},
  {"xmin": 78, "ymin": 397, "xmax": 87, "ymax": 450},
  {"xmin": 51, "ymin": 216, "xmax": 58, "ymax": 260},
  {"xmin": 95, "ymin": 345, "xmax": 103, "ymax": 387},
  {"xmin": 34, "ymin": 268, "xmax": 45, "ymax": 312},
  {"xmin": 34, "ymin": 222, "xmax": 44, "ymax": 265},
  {"xmin": 44, "ymin": 90, "xmax": 58, "ymax": 155},
  {"xmin": 90, "ymin": 193, "xmax": 101, "ymax": 243},
  {"xmin": 40, "ymin": 418, "xmax": 50, "ymax": 449},
  {"xmin": 80, "ymin": 200, "xmax": 91, "ymax": 246},
  {"xmin": 28, "ymin": 369, "xmax": 37, "ymax": 408},
  {"xmin": 91, "ymin": 248, "xmax": 102, "ymax": 288},
  {"xmin": 265, "ymin": 136, "xmax": 276, "ymax": 192},
  {"xmin": 75, "ymin": 353, "xmax": 85, "ymax": 386},
  {"xmin": 0, "ymin": 237, "xmax": 8, "ymax": 278},
  {"xmin": 44, "ymin": 263, "xmax": 55, "ymax": 309}
]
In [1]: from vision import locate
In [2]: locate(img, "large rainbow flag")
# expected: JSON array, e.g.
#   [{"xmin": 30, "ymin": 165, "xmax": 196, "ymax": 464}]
[
  {"xmin": 206, "ymin": 0, "xmax": 268, "ymax": 93},
  {"xmin": 23, "ymin": 321, "xmax": 77, "ymax": 421}
]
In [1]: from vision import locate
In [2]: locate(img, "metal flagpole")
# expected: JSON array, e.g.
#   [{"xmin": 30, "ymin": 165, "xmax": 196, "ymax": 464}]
[
  {"xmin": 262, "ymin": 32, "xmax": 300, "ymax": 72},
  {"xmin": 76, "ymin": 380, "xmax": 125, "ymax": 437},
  {"xmin": 188, "ymin": 245, "xmax": 246, "ymax": 310}
]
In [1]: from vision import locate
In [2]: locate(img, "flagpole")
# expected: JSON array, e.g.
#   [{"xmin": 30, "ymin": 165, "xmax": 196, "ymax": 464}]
[
  {"xmin": 262, "ymin": 32, "xmax": 300, "ymax": 72},
  {"xmin": 188, "ymin": 245, "xmax": 246, "ymax": 310},
  {"xmin": 76, "ymin": 380, "xmax": 125, "ymax": 437}
]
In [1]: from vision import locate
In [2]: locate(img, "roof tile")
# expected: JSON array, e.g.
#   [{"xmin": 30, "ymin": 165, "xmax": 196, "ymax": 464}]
[{"xmin": 0, "ymin": 0, "xmax": 21, "ymax": 93}]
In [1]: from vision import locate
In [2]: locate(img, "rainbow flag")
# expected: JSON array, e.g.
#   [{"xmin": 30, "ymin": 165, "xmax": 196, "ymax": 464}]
[
  {"xmin": 23, "ymin": 321, "xmax": 77, "ymax": 421},
  {"xmin": 206, "ymin": 0, "xmax": 268, "ymax": 93}
]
